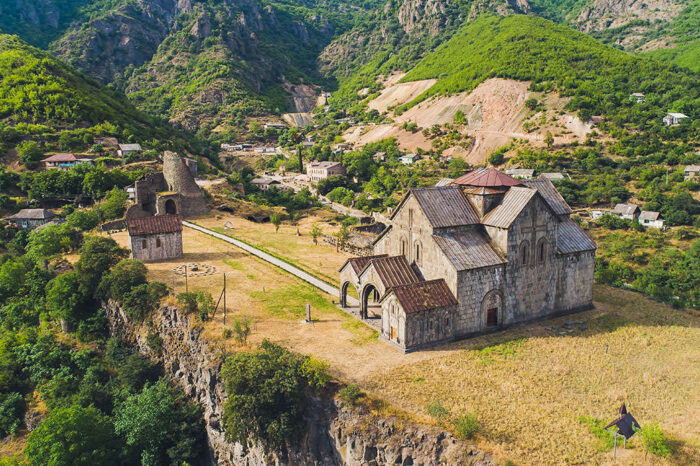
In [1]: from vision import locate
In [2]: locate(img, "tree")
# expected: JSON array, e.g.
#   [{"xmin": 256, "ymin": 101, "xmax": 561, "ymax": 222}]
[
  {"xmin": 310, "ymin": 224, "xmax": 322, "ymax": 245},
  {"xmin": 335, "ymin": 225, "xmax": 350, "ymax": 252},
  {"xmin": 100, "ymin": 188, "xmax": 128, "ymax": 220},
  {"xmin": 0, "ymin": 260, "xmax": 26, "ymax": 304},
  {"xmin": 221, "ymin": 340, "xmax": 328, "ymax": 450},
  {"xmin": 25, "ymin": 405, "xmax": 120, "ymax": 466},
  {"xmin": 98, "ymin": 259, "xmax": 147, "ymax": 302},
  {"xmin": 17, "ymin": 141, "xmax": 43, "ymax": 169},
  {"xmin": 488, "ymin": 151, "xmax": 504, "ymax": 166},
  {"xmin": 525, "ymin": 98, "xmax": 539, "ymax": 110},
  {"xmin": 114, "ymin": 379, "xmax": 205, "ymax": 466},
  {"xmin": 66, "ymin": 209, "xmax": 100, "ymax": 231},
  {"xmin": 544, "ymin": 131, "xmax": 554, "ymax": 148},
  {"xmin": 232, "ymin": 316, "xmax": 252, "ymax": 346},
  {"xmin": 46, "ymin": 272, "xmax": 89, "ymax": 326},
  {"xmin": 75, "ymin": 236, "xmax": 127, "ymax": 296},
  {"xmin": 271, "ymin": 213, "xmax": 281, "ymax": 232}
]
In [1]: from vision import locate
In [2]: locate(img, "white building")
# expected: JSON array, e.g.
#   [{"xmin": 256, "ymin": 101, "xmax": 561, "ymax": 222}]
[
  {"xmin": 629, "ymin": 93, "xmax": 645, "ymax": 103},
  {"xmin": 684, "ymin": 165, "xmax": 700, "ymax": 181},
  {"xmin": 505, "ymin": 168, "xmax": 534, "ymax": 180},
  {"xmin": 118, "ymin": 144, "xmax": 142, "ymax": 157},
  {"xmin": 399, "ymin": 154, "xmax": 420, "ymax": 165},
  {"xmin": 306, "ymin": 161, "xmax": 346, "ymax": 182},
  {"xmin": 663, "ymin": 113, "xmax": 689, "ymax": 126},
  {"xmin": 612, "ymin": 203, "xmax": 640, "ymax": 220},
  {"xmin": 638, "ymin": 211, "xmax": 664, "ymax": 229}
]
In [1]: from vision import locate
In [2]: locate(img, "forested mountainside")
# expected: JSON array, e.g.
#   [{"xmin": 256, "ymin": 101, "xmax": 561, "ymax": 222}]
[{"xmin": 0, "ymin": 34, "xmax": 191, "ymax": 155}]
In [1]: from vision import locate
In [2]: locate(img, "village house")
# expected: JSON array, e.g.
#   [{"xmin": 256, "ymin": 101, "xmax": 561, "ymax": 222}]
[
  {"xmin": 264, "ymin": 123, "xmax": 287, "ymax": 131},
  {"xmin": 42, "ymin": 153, "xmax": 94, "ymax": 171},
  {"xmin": 373, "ymin": 152, "xmax": 387, "ymax": 162},
  {"xmin": 399, "ymin": 154, "xmax": 420, "ymax": 165},
  {"xmin": 638, "ymin": 211, "xmax": 664, "ymax": 229},
  {"xmin": 435, "ymin": 178, "xmax": 454, "ymax": 187},
  {"xmin": 590, "ymin": 210, "xmax": 609, "ymax": 221},
  {"xmin": 684, "ymin": 165, "xmax": 700, "ymax": 181},
  {"xmin": 95, "ymin": 137, "xmax": 119, "ymax": 148},
  {"xmin": 539, "ymin": 172, "xmax": 567, "ymax": 181},
  {"xmin": 127, "ymin": 215, "xmax": 183, "ymax": 263},
  {"xmin": 663, "ymin": 113, "xmax": 689, "ymax": 126},
  {"xmin": 4, "ymin": 209, "xmax": 55, "ymax": 230},
  {"xmin": 117, "ymin": 144, "xmax": 142, "ymax": 157},
  {"xmin": 250, "ymin": 178, "xmax": 283, "ymax": 191},
  {"xmin": 505, "ymin": 168, "xmax": 534, "ymax": 180},
  {"xmin": 340, "ymin": 168, "xmax": 596, "ymax": 352},
  {"xmin": 307, "ymin": 161, "xmax": 346, "ymax": 182},
  {"xmin": 629, "ymin": 93, "xmax": 645, "ymax": 103},
  {"xmin": 612, "ymin": 203, "xmax": 640, "ymax": 220}
]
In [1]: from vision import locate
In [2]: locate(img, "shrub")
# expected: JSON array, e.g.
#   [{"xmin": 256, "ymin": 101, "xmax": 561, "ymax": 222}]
[
  {"xmin": 98, "ymin": 259, "xmax": 147, "ymax": 303},
  {"xmin": 176, "ymin": 291, "xmax": 213, "ymax": 321},
  {"xmin": 338, "ymin": 384, "xmax": 363, "ymax": 406},
  {"xmin": 426, "ymin": 401, "xmax": 449, "ymax": 420},
  {"xmin": 231, "ymin": 315, "xmax": 252, "ymax": 345},
  {"xmin": 454, "ymin": 412, "xmax": 480, "ymax": 439},
  {"xmin": 0, "ymin": 392, "xmax": 24, "ymax": 437},
  {"xmin": 146, "ymin": 332, "xmax": 163, "ymax": 354},
  {"xmin": 66, "ymin": 209, "xmax": 100, "ymax": 231},
  {"xmin": 638, "ymin": 422, "xmax": 672, "ymax": 457},
  {"xmin": 579, "ymin": 415, "xmax": 616, "ymax": 451},
  {"xmin": 301, "ymin": 357, "xmax": 331, "ymax": 391},
  {"xmin": 488, "ymin": 151, "xmax": 504, "ymax": 166}
]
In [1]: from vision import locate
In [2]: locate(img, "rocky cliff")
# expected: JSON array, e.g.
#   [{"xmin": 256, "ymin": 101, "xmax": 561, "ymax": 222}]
[{"xmin": 104, "ymin": 300, "xmax": 495, "ymax": 465}]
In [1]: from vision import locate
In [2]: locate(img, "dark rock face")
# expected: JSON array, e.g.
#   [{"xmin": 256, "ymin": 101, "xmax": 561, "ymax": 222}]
[
  {"xmin": 51, "ymin": 0, "xmax": 188, "ymax": 83},
  {"xmin": 104, "ymin": 300, "xmax": 495, "ymax": 465}
]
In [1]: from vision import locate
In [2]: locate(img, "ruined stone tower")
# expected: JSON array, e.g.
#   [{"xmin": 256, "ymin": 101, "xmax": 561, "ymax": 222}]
[{"xmin": 162, "ymin": 151, "xmax": 209, "ymax": 218}]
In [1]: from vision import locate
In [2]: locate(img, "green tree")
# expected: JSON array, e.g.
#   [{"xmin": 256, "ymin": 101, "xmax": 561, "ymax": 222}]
[
  {"xmin": 0, "ymin": 260, "xmax": 26, "ymax": 304},
  {"xmin": 114, "ymin": 379, "xmax": 205, "ymax": 466},
  {"xmin": 488, "ymin": 151, "xmax": 504, "ymax": 166},
  {"xmin": 310, "ymin": 224, "xmax": 322, "ymax": 245},
  {"xmin": 17, "ymin": 141, "xmax": 44, "ymax": 169},
  {"xmin": 25, "ymin": 405, "xmax": 120, "ymax": 466},
  {"xmin": 98, "ymin": 259, "xmax": 147, "ymax": 303},
  {"xmin": 66, "ymin": 209, "xmax": 100, "ymax": 231},
  {"xmin": 46, "ymin": 272, "xmax": 89, "ymax": 326},
  {"xmin": 100, "ymin": 188, "xmax": 128, "ymax": 220},
  {"xmin": 544, "ymin": 131, "xmax": 554, "ymax": 148},
  {"xmin": 271, "ymin": 213, "xmax": 281, "ymax": 232},
  {"xmin": 75, "ymin": 236, "xmax": 127, "ymax": 296}
]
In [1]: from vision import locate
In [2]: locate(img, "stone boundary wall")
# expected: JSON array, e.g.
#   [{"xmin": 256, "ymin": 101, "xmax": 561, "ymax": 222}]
[{"xmin": 103, "ymin": 300, "xmax": 494, "ymax": 465}]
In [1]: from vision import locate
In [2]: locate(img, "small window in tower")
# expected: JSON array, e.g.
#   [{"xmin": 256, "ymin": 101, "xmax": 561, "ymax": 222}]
[
  {"xmin": 415, "ymin": 242, "xmax": 421, "ymax": 264},
  {"xmin": 141, "ymin": 239, "xmax": 147, "ymax": 249},
  {"xmin": 521, "ymin": 244, "xmax": 529, "ymax": 265},
  {"xmin": 538, "ymin": 241, "xmax": 545, "ymax": 263},
  {"xmin": 156, "ymin": 237, "xmax": 162, "ymax": 248}
]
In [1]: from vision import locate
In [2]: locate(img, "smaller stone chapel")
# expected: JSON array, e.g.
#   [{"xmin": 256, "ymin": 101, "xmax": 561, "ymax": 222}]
[{"xmin": 339, "ymin": 169, "xmax": 596, "ymax": 352}]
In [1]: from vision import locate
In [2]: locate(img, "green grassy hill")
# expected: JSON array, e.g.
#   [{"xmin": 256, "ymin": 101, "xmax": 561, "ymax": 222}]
[
  {"xmin": 400, "ymin": 15, "xmax": 699, "ymax": 131},
  {"xmin": 0, "ymin": 34, "xmax": 191, "ymax": 154}
]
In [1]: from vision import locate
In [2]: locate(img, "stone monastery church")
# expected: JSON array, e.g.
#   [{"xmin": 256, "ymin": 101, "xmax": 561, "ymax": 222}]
[{"xmin": 339, "ymin": 169, "xmax": 596, "ymax": 352}]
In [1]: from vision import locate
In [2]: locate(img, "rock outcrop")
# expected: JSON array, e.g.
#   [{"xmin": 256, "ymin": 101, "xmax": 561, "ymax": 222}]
[{"xmin": 104, "ymin": 300, "xmax": 494, "ymax": 465}]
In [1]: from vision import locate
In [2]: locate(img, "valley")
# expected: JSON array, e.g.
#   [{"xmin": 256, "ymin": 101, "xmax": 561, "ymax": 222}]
[{"xmin": 0, "ymin": 0, "xmax": 698, "ymax": 465}]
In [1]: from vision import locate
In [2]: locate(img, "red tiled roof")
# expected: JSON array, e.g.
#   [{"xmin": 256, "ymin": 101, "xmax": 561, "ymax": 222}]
[
  {"xmin": 127, "ymin": 215, "xmax": 182, "ymax": 236},
  {"xmin": 42, "ymin": 153, "xmax": 77, "ymax": 163},
  {"xmin": 387, "ymin": 279, "xmax": 457, "ymax": 314},
  {"xmin": 453, "ymin": 168, "xmax": 522, "ymax": 187},
  {"xmin": 340, "ymin": 255, "xmax": 388, "ymax": 274}
]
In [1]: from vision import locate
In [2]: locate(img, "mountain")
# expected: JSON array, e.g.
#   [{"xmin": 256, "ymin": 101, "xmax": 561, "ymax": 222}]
[
  {"xmin": 0, "ymin": 0, "xmax": 90, "ymax": 49},
  {"xmin": 398, "ymin": 15, "xmax": 699, "ymax": 125},
  {"xmin": 0, "ymin": 34, "xmax": 187, "ymax": 148}
]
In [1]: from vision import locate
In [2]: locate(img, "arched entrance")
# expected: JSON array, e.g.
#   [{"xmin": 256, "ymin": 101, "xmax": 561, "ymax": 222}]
[
  {"xmin": 165, "ymin": 199, "xmax": 177, "ymax": 215},
  {"xmin": 360, "ymin": 284, "xmax": 381, "ymax": 320},
  {"xmin": 340, "ymin": 281, "xmax": 359, "ymax": 308},
  {"xmin": 482, "ymin": 290, "xmax": 504, "ymax": 329}
]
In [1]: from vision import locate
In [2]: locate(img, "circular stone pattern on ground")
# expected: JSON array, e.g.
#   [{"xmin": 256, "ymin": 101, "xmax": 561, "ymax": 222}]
[{"xmin": 173, "ymin": 263, "xmax": 217, "ymax": 277}]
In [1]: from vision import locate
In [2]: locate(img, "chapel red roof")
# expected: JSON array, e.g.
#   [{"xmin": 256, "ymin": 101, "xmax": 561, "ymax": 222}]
[
  {"xmin": 127, "ymin": 215, "xmax": 182, "ymax": 236},
  {"xmin": 453, "ymin": 168, "xmax": 522, "ymax": 188}
]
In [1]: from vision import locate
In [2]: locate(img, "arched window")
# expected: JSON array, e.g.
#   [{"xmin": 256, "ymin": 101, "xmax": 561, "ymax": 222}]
[
  {"xmin": 519, "ymin": 241, "xmax": 529, "ymax": 266},
  {"xmin": 414, "ymin": 241, "xmax": 422, "ymax": 265},
  {"xmin": 400, "ymin": 238, "xmax": 407, "ymax": 257},
  {"xmin": 537, "ymin": 238, "xmax": 546, "ymax": 264}
]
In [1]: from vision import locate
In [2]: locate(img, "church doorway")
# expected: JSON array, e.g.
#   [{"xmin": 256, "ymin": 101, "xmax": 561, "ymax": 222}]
[
  {"xmin": 487, "ymin": 308, "xmax": 498, "ymax": 327},
  {"xmin": 165, "ymin": 199, "xmax": 177, "ymax": 215},
  {"xmin": 340, "ymin": 282, "xmax": 358, "ymax": 308},
  {"xmin": 361, "ymin": 284, "xmax": 381, "ymax": 320}
]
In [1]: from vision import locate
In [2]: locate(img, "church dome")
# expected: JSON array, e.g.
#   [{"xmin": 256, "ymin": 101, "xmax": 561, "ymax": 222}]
[{"xmin": 453, "ymin": 168, "xmax": 522, "ymax": 188}]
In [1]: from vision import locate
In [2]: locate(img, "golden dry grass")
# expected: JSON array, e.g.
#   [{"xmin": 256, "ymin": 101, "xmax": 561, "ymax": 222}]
[{"xmin": 107, "ymin": 218, "xmax": 699, "ymax": 464}]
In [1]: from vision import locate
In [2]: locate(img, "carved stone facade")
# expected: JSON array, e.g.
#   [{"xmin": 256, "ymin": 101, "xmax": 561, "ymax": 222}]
[{"xmin": 339, "ymin": 169, "xmax": 596, "ymax": 352}]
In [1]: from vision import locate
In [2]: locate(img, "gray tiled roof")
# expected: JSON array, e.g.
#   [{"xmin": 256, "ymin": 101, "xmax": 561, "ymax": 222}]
[
  {"xmin": 557, "ymin": 219, "xmax": 596, "ymax": 254},
  {"xmin": 433, "ymin": 230, "xmax": 505, "ymax": 271},
  {"xmin": 482, "ymin": 187, "xmax": 537, "ymax": 228},
  {"xmin": 523, "ymin": 178, "xmax": 572, "ymax": 216},
  {"xmin": 409, "ymin": 186, "xmax": 480, "ymax": 228},
  {"xmin": 639, "ymin": 211, "xmax": 661, "ymax": 221},
  {"xmin": 612, "ymin": 203, "xmax": 639, "ymax": 216},
  {"xmin": 8, "ymin": 209, "xmax": 55, "ymax": 220}
]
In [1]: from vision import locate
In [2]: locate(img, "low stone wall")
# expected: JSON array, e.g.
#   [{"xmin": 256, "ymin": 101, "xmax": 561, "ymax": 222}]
[{"xmin": 103, "ymin": 300, "xmax": 494, "ymax": 465}]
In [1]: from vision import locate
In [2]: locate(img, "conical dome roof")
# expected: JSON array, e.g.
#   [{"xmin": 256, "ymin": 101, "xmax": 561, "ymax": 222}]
[{"xmin": 453, "ymin": 168, "xmax": 521, "ymax": 188}]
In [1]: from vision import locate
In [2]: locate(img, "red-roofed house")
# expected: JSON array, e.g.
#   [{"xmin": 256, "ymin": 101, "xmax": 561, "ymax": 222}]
[
  {"xmin": 42, "ymin": 154, "xmax": 94, "ymax": 171},
  {"xmin": 127, "ymin": 215, "xmax": 183, "ymax": 262}
]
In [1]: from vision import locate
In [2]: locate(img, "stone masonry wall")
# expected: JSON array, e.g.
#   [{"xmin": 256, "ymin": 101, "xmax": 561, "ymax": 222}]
[{"xmin": 103, "ymin": 300, "xmax": 495, "ymax": 465}]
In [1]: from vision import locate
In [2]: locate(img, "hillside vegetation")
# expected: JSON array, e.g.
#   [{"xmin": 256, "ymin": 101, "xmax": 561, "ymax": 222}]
[{"xmin": 400, "ymin": 15, "xmax": 699, "ymax": 131}]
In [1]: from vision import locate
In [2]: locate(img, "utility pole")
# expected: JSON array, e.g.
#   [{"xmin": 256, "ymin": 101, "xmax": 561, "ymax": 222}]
[
  {"xmin": 223, "ymin": 273, "xmax": 227, "ymax": 326},
  {"xmin": 298, "ymin": 146, "xmax": 303, "ymax": 173},
  {"xmin": 185, "ymin": 264, "xmax": 188, "ymax": 293}
]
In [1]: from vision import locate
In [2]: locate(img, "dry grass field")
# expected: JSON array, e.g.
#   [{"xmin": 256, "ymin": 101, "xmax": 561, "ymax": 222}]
[{"xmin": 109, "ymin": 218, "xmax": 699, "ymax": 465}]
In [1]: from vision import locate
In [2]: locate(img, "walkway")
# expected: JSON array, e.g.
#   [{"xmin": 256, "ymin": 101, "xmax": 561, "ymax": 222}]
[{"xmin": 183, "ymin": 221, "xmax": 359, "ymax": 306}]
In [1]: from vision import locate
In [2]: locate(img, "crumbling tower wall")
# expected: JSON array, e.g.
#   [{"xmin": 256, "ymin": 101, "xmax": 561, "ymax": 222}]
[{"xmin": 162, "ymin": 151, "xmax": 209, "ymax": 217}]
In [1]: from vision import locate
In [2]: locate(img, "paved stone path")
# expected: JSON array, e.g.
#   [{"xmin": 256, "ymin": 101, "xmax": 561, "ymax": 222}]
[{"xmin": 183, "ymin": 221, "xmax": 359, "ymax": 306}]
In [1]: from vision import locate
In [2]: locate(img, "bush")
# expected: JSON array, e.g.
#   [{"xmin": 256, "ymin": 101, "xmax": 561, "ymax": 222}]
[
  {"xmin": 454, "ymin": 412, "xmax": 480, "ymax": 439},
  {"xmin": 0, "ymin": 392, "xmax": 24, "ymax": 437},
  {"xmin": 122, "ymin": 282, "xmax": 168, "ymax": 321},
  {"xmin": 426, "ymin": 401, "xmax": 449, "ymax": 419},
  {"xmin": 231, "ymin": 315, "xmax": 252, "ymax": 345},
  {"xmin": 176, "ymin": 291, "xmax": 213, "ymax": 321},
  {"xmin": 17, "ymin": 141, "xmax": 43, "ymax": 169},
  {"xmin": 488, "ymin": 151, "xmax": 504, "ymax": 166},
  {"xmin": 66, "ymin": 208, "xmax": 100, "ymax": 231},
  {"xmin": 338, "ymin": 384, "xmax": 363, "ymax": 406},
  {"xmin": 638, "ymin": 422, "xmax": 672, "ymax": 457},
  {"xmin": 98, "ymin": 259, "xmax": 147, "ymax": 302}
]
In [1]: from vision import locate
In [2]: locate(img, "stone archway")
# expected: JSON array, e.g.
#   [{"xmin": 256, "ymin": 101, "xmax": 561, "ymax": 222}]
[
  {"xmin": 340, "ymin": 281, "xmax": 359, "ymax": 308},
  {"xmin": 165, "ymin": 199, "xmax": 177, "ymax": 215},
  {"xmin": 360, "ymin": 283, "xmax": 381, "ymax": 320},
  {"xmin": 481, "ymin": 289, "xmax": 504, "ymax": 329}
]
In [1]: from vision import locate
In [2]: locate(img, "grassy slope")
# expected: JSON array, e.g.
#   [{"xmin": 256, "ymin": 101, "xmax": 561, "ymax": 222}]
[
  {"xmin": 0, "ymin": 34, "xmax": 173, "ymax": 138},
  {"xmin": 400, "ymin": 15, "xmax": 700, "ymax": 126}
]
